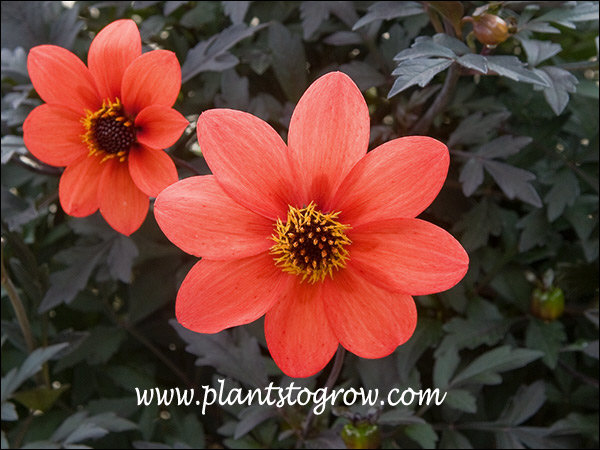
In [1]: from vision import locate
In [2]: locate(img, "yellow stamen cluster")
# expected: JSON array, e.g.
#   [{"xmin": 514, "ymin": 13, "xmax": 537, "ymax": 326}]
[
  {"xmin": 271, "ymin": 202, "xmax": 351, "ymax": 283},
  {"xmin": 81, "ymin": 98, "xmax": 136, "ymax": 163}
]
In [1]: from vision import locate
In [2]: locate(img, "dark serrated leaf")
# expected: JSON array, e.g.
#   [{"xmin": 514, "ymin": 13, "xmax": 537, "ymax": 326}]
[
  {"xmin": 393, "ymin": 36, "xmax": 456, "ymax": 61},
  {"xmin": 172, "ymin": 320, "xmax": 268, "ymax": 388},
  {"xmin": 38, "ymin": 242, "xmax": 110, "ymax": 313},
  {"xmin": 483, "ymin": 160, "xmax": 542, "ymax": 207},
  {"xmin": 499, "ymin": 381, "xmax": 546, "ymax": 425},
  {"xmin": 544, "ymin": 169, "xmax": 580, "ymax": 221},
  {"xmin": 526, "ymin": 319, "xmax": 566, "ymax": 369},
  {"xmin": 1, "ymin": 401, "xmax": 18, "ymax": 421},
  {"xmin": 459, "ymin": 158, "xmax": 484, "ymax": 196},
  {"xmin": 448, "ymin": 111, "xmax": 511, "ymax": 147},
  {"xmin": 222, "ymin": 1, "xmax": 251, "ymax": 24},
  {"xmin": 339, "ymin": 61, "xmax": 385, "ymax": 91},
  {"xmin": 49, "ymin": 329, "xmax": 90, "ymax": 360},
  {"xmin": 133, "ymin": 1, "xmax": 161, "ymax": 9},
  {"xmin": 439, "ymin": 430, "xmax": 473, "ymax": 449},
  {"xmin": 451, "ymin": 346, "xmax": 543, "ymax": 387},
  {"xmin": 436, "ymin": 299, "xmax": 512, "ymax": 357},
  {"xmin": 1, "ymin": 187, "xmax": 39, "ymax": 231},
  {"xmin": 537, "ymin": 66, "xmax": 578, "ymax": 115},
  {"xmin": 432, "ymin": 33, "xmax": 471, "ymax": 56},
  {"xmin": 405, "ymin": 423, "xmax": 438, "ymax": 449},
  {"xmin": 234, "ymin": 405, "xmax": 278, "ymax": 439},
  {"xmin": 106, "ymin": 235, "xmax": 139, "ymax": 283},
  {"xmin": 323, "ymin": 31, "xmax": 363, "ymax": 46},
  {"xmin": 1, "ymin": 135, "xmax": 27, "ymax": 164},
  {"xmin": 128, "ymin": 256, "xmax": 179, "ymax": 324},
  {"xmin": 139, "ymin": 15, "xmax": 166, "ymax": 40},
  {"xmin": 268, "ymin": 22, "xmax": 307, "ymax": 102},
  {"xmin": 517, "ymin": 209, "xmax": 550, "ymax": 252},
  {"xmin": 51, "ymin": 411, "xmax": 136, "ymax": 445},
  {"xmin": 327, "ymin": 1, "xmax": 359, "ymax": 28},
  {"xmin": 1, "ymin": 47, "xmax": 28, "ymax": 81},
  {"xmin": 534, "ymin": 2, "xmax": 600, "ymax": 28},
  {"xmin": 388, "ymin": 58, "xmax": 453, "ymax": 97},
  {"xmin": 476, "ymin": 135, "xmax": 533, "ymax": 159},
  {"xmin": 433, "ymin": 347, "xmax": 460, "ymax": 389},
  {"xmin": 486, "ymin": 55, "xmax": 549, "ymax": 87},
  {"xmin": 54, "ymin": 326, "xmax": 125, "ymax": 372},
  {"xmin": 396, "ymin": 318, "xmax": 442, "ymax": 384},
  {"xmin": 453, "ymin": 199, "xmax": 503, "ymax": 251},
  {"xmin": 583, "ymin": 340, "xmax": 599, "ymax": 359},
  {"xmin": 444, "ymin": 389, "xmax": 477, "ymax": 413},
  {"xmin": 1, "ymin": 343, "xmax": 68, "ymax": 402},
  {"xmin": 456, "ymin": 53, "xmax": 488, "ymax": 73},
  {"xmin": 300, "ymin": 2, "xmax": 330, "ymax": 39},
  {"xmin": 216, "ymin": 69, "xmax": 250, "ymax": 109},
  {"xmin": 352, "ymin": 1, "xmax": 424, "ymax": 30},
  {"xmin": 182, "ymin": 24, "xmax": 265, "ymax": 82},
  {"xmin": 379, "ymin": 408, "xmax": 425, "ymax": 426},
  {"xmin": 164, "ymin": 1, "xmax": 189, "ymax": 16},
  {"xmin": 248, "ymin": 92, "xmax": 283, "ymax": 122},
  {"xmin": 519, "ymin": 38, "xmax": 562, "ymax": 67}
]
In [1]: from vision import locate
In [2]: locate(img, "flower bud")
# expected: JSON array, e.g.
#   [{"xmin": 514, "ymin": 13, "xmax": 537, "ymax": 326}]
[
  {"xmin": 341, "ymin": 423, "xmax": 381, "ymax": 449},
  {"xmin": 470, "ymin": 14, "xmax": 510, "ymax": 46},
  {"xmin": 531, "ymin": 286, "xmax": 565, "ymax": 321}
]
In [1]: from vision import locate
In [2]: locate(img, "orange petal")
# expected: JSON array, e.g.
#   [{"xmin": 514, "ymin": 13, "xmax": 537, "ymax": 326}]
[
  {"xmin": 265, "ymin": 281, "xmax": 339, "ymax": 378},
  {"xmin": 128, "ymin": 144, "xmax": 178, "ymax": 198},
  {"xmin": 176, "ymin": 253, "xmax": 288, "ymax": 334},
  {"xmin": 88, "ymin": 19, "xmax": 141, "ymax": 101},
  {"xmin": 58, "ymin": 155, "xmax": 104, "ymax": 217},
  {"xmin": 154, "ymin": 175, "xmax": 274, "ymax": 259},
  {"xmin": 287, "ymin": 72, "xmax": 370, "ymax": 208},
  {"xmin": 322, "ymin": 267, "xmax": 417, "ymax": 358},
  {"xmin": 121, "ymin": 50, "xmax": 181, "ymax": 116},
  {"xmin": 349, "ymin": 219, "xmax": 469, "ymax": 296},
  {"xmin": 23, "ymin": 104, "xmax": 88, "ymax": 167},
  {"xmin": 135, "ymin": 105, "xmax": 188, "ymax": 149},
  {"xmin": 333, "ymin": 136, "xmax": 449, "ymax": 226},
  {"xmin": 98, "ymin": 159, "xmax": 148, "ymax": 235},
  {"xmin": 28, "ymin": 45, "xmax": 100, "ymax": 113},
  {"xmin": 197, "ymin": 109, "xmax": 296, "ymax": 220}
]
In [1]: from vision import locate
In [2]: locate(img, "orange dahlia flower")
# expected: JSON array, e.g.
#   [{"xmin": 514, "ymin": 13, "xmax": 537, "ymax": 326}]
[
  {"xmin": 23, "ymin": 19, "xmax": 188, "ymax": 235},
  {"xmin": 155, "ymin": 72, "xmax": 469, "ymax": 378}
]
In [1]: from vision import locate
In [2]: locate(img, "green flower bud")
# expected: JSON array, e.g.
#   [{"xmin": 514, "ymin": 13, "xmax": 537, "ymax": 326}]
[{"xmin": 341, "ymin": 423, "xmax": 381, "ymax": 449}]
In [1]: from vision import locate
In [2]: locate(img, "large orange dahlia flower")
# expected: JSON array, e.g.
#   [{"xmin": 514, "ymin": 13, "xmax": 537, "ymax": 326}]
[
  {"xmin": 23, "ymin": 19, "xmax": 188, "ymax": 235},
  {"xmin": 155, "ymin": 72, "xmax": 469, "ymax": 378}
]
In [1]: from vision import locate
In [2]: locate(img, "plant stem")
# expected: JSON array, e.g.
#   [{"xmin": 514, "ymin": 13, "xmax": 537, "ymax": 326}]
[
  {"xmin": 558, "ymin": 360, "xmax": 599, "ymax": 388},
  {"xmin": 172, "ymin": 155, "xmax": 203, "ymax": 176},
  {"xmin": 102, "ymin": 299, "xmax": 195, "ymax": 389},
  {"xmin": 299, "ymin": 347, "xmax": 346, "ymax": 443},
  {"xmin": 410, "ymin": 63, "xmax": 460, "ymax": 135},
  {"xmin": 1, "ymin": 239, "xmax": 36, "ymax": 353}
]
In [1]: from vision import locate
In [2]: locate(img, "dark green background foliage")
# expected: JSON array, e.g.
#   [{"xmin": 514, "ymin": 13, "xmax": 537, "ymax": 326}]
[{"xmin": 1, "ymin": 1, "xmax": 598, "ymax": 448}]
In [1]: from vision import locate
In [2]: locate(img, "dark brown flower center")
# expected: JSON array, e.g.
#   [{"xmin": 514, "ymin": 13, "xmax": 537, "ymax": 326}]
[
  {"xmin": 81, "ymin": 98, "xmax": 136, "ymax": 162},
  {"xmin": 271, "ymin": 203, "xmax": 351, "ymax": 283},
  {"xmin": 93, "ymin": 115, "xmax": 136, "ymax": 154}
]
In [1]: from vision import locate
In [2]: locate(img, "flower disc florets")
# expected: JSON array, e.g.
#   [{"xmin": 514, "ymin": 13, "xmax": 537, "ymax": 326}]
[
  {"xmin": 81, "ymin": 98, "xmax": 136, "ymax": 162},
  {"xmin": 271, "ymin": 202, "xmax": 351, "ymax": 283}
]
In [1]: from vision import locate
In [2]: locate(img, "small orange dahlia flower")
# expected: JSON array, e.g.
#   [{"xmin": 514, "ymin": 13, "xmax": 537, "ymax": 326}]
[
  {"xmin": 155, "ymin": 72, "xmax": 469, "ymax": 378},
  {"xmin": 23, "ymin": 19, "xmax": 188, "ymax": 235}
]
